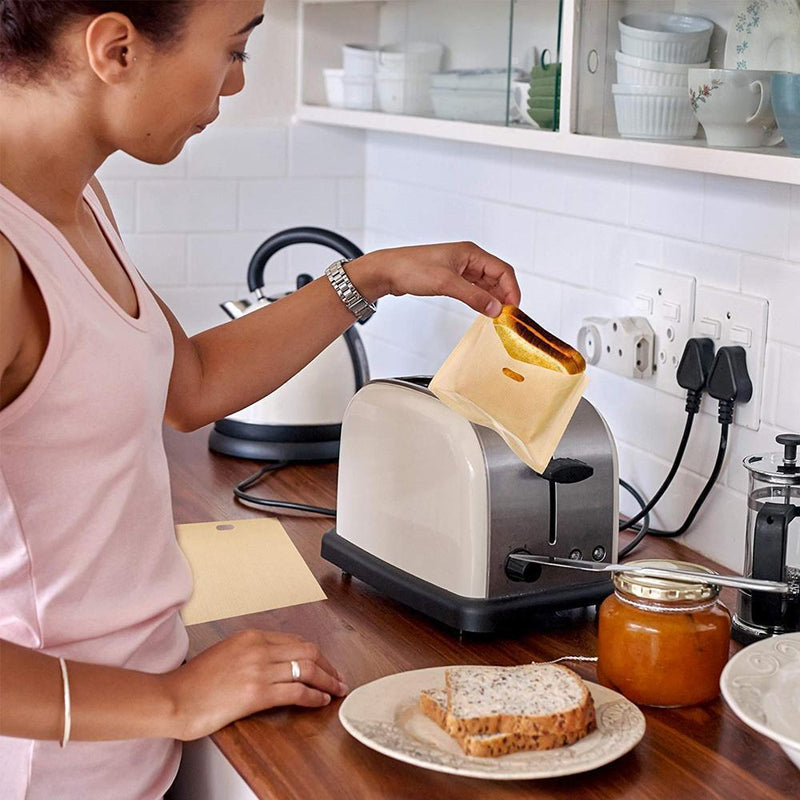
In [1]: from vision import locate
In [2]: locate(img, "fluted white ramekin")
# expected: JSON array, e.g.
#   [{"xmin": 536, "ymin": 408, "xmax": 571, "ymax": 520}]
[
  {"xmin": 618, "ymin": 13, "xmax": 713, "ymax": 64},
  {"xmin": 612, "ymin": 84, "xmax": 698, "ymax": 140},
  {"xmin": 615, "ymin": 50, "xmax": 709, "ymax": 87}
]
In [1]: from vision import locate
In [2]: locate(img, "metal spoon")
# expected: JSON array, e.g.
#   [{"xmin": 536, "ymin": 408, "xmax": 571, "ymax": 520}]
[{"xmin": 508, "ymin": 554, "xmax": 790, "ymax": 594}]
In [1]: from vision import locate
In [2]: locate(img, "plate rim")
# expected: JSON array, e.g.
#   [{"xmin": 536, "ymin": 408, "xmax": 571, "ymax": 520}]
[
  {"xmin": 720, "ymin": 632, "xmax": 800, "ymax": 752},
  {"xmin": 338, "ymin": 666, "xmax": 646, "ymax": 780},
  {"xmin": 724, "ymin": 0, "xmax": 800, "ymax": 70}
]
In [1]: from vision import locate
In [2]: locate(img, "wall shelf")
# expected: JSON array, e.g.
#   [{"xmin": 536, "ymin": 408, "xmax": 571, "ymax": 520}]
[{"xmin": 297, "ymin": 1, "xmax": 800, "ymax": 186}]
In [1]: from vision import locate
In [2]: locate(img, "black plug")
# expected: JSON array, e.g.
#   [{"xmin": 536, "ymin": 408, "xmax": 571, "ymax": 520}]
[
  {"xmin": 707, "ymin": 346, "xmax": 753, "ymax": 424},
  {"xmin": 676, "ymin": 337, "xmax": 715, "ymax": 414}
]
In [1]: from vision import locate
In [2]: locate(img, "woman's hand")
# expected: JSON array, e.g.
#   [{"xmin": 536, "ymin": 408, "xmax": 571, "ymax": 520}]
[
  {"xmin": 348, "ymin": 241, "xmax": 521, "ymax": 317},
  {"xmin": 162, "ymin": 629, "xmax": 348, "ymax": 741}
]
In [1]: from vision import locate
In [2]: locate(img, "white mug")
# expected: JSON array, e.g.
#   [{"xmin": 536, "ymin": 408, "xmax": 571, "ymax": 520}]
[{"xmin": 688, "ymin": 68, "xmax": 782, "ymax": 148}]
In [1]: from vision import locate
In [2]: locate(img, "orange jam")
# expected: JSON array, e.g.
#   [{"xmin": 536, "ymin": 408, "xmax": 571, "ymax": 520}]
[{"xmin": 597, "ymin": 559, "xmax": 731, "ymax": 708}]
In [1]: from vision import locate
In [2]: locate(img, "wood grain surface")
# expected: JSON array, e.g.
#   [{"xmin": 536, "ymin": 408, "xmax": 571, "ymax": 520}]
[{"xmin": 165, "ymin": 425, "xmax": 798, "ymax": 800}]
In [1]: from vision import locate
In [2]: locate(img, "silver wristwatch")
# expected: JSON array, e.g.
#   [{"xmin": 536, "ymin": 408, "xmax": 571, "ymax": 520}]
[{"xmin": 325, "ymin": 258, "xmax": 376, "ymax": 322}]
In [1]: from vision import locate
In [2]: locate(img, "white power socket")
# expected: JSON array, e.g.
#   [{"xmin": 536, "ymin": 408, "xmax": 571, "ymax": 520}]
[
  {"xmin": 578, "ymin": 316, "xmax": 655, "ymax": 378},
  {"xmin": 633, "ymin": 265, "xmax": 696, "ymax": 398},
  {"xmin": 693, "ymin": 286, "xmax": 769, "ymax": 431}
]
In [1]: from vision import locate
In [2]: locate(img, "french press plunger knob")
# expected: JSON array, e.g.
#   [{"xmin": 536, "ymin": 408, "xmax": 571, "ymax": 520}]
[{"xmin": 776, "ymin": 433, "xmax": 800, "ymax": 474}]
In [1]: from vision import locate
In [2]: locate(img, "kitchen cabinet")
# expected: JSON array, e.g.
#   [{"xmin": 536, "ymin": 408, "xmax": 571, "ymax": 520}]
[{"xmin": 296, "ymin": 0, "xmax": 800, "ymax": 184}]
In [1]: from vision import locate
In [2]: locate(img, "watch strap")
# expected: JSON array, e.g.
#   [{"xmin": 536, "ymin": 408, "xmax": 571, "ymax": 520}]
[{"xmin": 325, "ymin": 259, "xmax": 376, "ymax": 322}]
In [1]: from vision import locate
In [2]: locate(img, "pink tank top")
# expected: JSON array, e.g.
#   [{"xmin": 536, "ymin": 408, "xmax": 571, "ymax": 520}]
[{"xmin": 0, "ymin": 181, "xmax": 193, "ymax": 800}]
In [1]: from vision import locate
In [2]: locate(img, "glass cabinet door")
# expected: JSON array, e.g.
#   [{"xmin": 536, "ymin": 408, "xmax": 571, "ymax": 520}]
[
  {"xmin": 301, "ymin": 0, "xmax": 565, "ymax": 131},
  {"xmin": 574, "ymin": 0, "xmax": 800, "ymax": 157}
]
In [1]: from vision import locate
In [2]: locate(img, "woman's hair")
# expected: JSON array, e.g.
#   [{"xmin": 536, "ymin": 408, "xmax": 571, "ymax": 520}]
[{"xmin": 0, "ymin": 0, "xmax": 191, "ymax": 84}]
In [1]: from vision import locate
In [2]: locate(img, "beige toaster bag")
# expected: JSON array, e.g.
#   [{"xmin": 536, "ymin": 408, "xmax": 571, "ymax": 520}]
[{"xmin": 429, "ymin": 314, "xmax": 589, "ymax": 474}]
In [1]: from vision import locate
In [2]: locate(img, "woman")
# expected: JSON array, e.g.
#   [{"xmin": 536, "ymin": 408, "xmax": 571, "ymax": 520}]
[{"xmin": 0, "ymin": 1, "xmax": 520, "ymax": 797}]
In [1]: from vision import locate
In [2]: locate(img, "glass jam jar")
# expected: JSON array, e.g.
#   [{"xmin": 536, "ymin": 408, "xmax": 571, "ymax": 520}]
[{"xmin": 597, "ymin": 559, "xmax": 732, "ymax": 707}]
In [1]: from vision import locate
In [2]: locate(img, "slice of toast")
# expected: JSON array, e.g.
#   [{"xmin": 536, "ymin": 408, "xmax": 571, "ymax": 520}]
[
  {"xmin": 419, "ymin": 686, "xmax": 595, "ymax": 758},
  {"xmin": 493, "ymin": 305, "xmax": 586, "ymax": 375},
  {"xmin": 443, "ymin": 664, "xmax": 595, "ymax": 738}
]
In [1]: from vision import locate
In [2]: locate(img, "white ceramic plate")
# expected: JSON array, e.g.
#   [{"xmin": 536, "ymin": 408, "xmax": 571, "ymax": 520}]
[
  {"xmin": 720, "ymin": 632, "xmax": 800, "ymax": 770},
  {"xmin": 724, "ymin": 0, "xmax": 800, "ymax": 70},
  {"xmin": 338, "ymin": 666, "xmax": 645, "ymax": 780}
]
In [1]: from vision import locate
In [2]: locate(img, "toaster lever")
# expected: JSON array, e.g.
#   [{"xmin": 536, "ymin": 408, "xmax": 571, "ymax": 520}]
[{"xmin": 541, "ymin": 458, "xmax": 594, "ymax": 485}]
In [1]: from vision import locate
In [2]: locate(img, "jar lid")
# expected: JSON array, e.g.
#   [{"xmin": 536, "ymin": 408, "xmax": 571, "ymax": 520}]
[{"xmin": 614, "ymin": 559, "xmax": 720, "ymax": 602}]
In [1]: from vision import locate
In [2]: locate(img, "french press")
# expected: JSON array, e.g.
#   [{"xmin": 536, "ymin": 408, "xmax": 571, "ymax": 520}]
[{"xmin": 733, "ymin": 433, "xmax": 800, "ymax": 644}]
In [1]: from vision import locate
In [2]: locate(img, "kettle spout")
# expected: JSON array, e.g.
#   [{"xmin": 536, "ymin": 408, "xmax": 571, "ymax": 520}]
[{"xmin": 220, "ymin": 299, "xmax": 251, "ymax": 319}]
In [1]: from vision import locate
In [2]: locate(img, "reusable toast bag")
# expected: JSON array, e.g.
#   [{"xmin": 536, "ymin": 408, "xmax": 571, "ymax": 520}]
[{"xmin": 429, "ymin": 306, "xmax": 588, "ymax": 474}]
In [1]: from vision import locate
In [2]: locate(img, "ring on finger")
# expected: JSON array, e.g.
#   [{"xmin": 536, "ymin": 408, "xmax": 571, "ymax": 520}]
[{"xmin": 290, "ymin": 660, "xmax": 301, "ymax": 681}]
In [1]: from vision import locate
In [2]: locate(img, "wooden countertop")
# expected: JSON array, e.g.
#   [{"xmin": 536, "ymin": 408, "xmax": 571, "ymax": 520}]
[{"xmin": 166, "ymin": 425, "xmax": 797, "ymax": 800}]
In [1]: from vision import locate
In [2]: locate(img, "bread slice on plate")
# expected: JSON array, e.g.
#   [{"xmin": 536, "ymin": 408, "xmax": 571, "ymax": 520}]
[
  {"xmin": 493, "ymin": 305, "xmax": 586, "ymax": 375},
  {"xmin": 443, "ymin": 663, "xmax": 595, "ymax": 739},
  {"xmin": 420, "ymin": 685, "xmax": 595, "ymax": 758}
]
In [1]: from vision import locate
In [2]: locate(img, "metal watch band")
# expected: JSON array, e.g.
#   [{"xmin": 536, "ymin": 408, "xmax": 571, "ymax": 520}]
[{"xmin": 325, "ymin": 259, "xmax": 376, "ymax": 322}]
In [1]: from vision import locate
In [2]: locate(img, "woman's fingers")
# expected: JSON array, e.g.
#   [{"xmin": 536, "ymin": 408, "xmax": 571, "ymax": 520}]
[
  {"xmin": 262, "ymin": 644, "xmax": 348, "ymax": 695},
  {"xmin": 457, "ymin": 244, "xmax": 521, "ymax": 306}
]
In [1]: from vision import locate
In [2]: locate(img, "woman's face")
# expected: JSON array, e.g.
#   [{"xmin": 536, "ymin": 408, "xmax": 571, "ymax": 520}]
[{"xmin": 101, "ymin": 0, "xmax": 265, "ymax": 163}]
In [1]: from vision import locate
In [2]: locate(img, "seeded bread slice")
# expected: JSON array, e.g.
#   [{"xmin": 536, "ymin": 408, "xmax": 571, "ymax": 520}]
[
  {"xmin": 444, "ymin": 664, "xmax": 595, "ymax": 738},
  {"xmin": 419, "ymin": 687, "xmax": 596, "ymax": 758}
]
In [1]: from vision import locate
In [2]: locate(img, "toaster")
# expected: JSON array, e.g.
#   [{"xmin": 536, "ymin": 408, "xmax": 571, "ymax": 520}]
[{"xmin": 321, "ymin": 377, "xmax": 619, "ymax": 634}]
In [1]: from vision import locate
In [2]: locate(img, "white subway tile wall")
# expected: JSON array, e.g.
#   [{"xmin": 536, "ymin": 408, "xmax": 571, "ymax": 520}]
[
  {"xmin": 361, "ymin": 130, "xmax": 799, "ymax": 570},
  {"xmin": 97, "ymin": 123, "xmax": 799, "ymax": 570}
]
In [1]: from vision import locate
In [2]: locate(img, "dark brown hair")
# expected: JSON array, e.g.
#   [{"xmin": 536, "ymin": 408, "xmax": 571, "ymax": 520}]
[{"xmin": 0, "ymin": 0, "xmax": 191, "ymax": 84}]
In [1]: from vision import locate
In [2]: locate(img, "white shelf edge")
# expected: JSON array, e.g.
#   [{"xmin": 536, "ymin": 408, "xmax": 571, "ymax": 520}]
[{"xmin": 295, "ymin": 104, "xmax": 800, "ymax": 185}]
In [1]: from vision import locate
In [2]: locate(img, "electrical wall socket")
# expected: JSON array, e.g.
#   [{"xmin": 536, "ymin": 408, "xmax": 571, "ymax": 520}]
[
  {"xmin": 578, "ymin": 316, "xmax": 654, "ymax": 378},
  {"xmin": 693, "ymin": 286, "xmax": 768, "ymax": 431},
  {"xmin": 633, "ymin": 265, "xmax": 696, "ymax": 398}
]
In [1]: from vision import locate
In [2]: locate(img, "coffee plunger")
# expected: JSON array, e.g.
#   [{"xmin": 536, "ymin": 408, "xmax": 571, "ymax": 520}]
[{"xmin": 733, "ymin": 433, "xmax": 800, "ymax": 643}]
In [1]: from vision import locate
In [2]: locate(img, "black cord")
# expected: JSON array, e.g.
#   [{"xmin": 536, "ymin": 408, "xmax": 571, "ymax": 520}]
[
  {"xmin": 618, "ymin": 479, "xmax": 650, "ymax": 559},
  {"xmin": 619, "ymin": 410, "xmax": 694, "ymax": 532},
  {"xmin": 234, "ymin": 461, "xmax": 337, "ymax": 517},
  {"xmin": 629, "ymin": 423, "xmax": 730, "ymax": 538}
]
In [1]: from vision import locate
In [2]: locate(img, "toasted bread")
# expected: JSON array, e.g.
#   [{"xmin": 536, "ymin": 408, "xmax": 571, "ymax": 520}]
[
  {"xmin": 493, "ymin": 305, "xmax": 586, "ymax": 375},
  {"xmin": 418, "ymin": 666, "xmax": 596, "ymax": 758}
]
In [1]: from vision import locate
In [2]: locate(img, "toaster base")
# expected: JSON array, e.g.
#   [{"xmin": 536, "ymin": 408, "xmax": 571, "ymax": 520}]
[{"xmin": 321, "ymin": 530, "xmax": 613, "ymax": 634}]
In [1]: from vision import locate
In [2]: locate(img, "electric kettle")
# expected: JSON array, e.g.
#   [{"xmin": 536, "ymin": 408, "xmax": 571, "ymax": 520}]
[
  {"xmin": 208, "ymin": 227, "xmax": 370, "ymax": 462},
  {"xmin": 733, "ymin": 433, "xmax": 800, "ymax": 643}
]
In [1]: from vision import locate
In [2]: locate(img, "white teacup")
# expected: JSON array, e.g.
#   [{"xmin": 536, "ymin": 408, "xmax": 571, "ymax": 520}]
[{"xmin": 688, "ymin": 68, "xmax": 782, "ymax": 148}]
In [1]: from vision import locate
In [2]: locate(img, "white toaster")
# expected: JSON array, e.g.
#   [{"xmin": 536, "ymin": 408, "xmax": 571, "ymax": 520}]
[{"xmin": 321, "ymin": 377, "xmax": 619, "ymax": 634}]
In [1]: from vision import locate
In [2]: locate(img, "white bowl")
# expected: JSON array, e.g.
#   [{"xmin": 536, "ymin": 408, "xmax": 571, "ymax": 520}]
[
  {"xmin": 721, "ymin": 633, "xmax": 800, "ymax": 771},
  {"xmin": 323, "ymin": 68, "xmax": 345, "ymax": 108},
  {"xmin": 615, "ymin": 50, "xmax": 709, "ymax": 87},
  {"xmin": 342, "ymin": 76, "xmax": 375, "ymax": 110},
  {"xmin": 612, "ymin": 83, "xmax": 698, "ymax": 140},
  {"xmin": 618, "ymin": 12, "xmax": 714, "ymax": 63},
  {"xmin": 375, "ymin": 74, "xmax": 432, "ymax": 115},
  {"xmin": 375, "ymin": 42, "xmax": 443, "ymax": 75},
  {"xmin": 343, "ymin": 44, "xmax": 377, "ymax": 77}
]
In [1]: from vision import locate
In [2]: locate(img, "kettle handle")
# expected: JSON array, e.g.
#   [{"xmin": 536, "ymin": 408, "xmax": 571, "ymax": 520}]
[
  {"xmin": 247, "ymin": 226, "xmax": 364, "ymax": 291},
  {"xmin": 751, "ymin": 502, "xmax": 796, "ymax": 627}
]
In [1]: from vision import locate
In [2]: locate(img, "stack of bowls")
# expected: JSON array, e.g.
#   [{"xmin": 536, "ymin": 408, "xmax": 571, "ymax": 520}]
[
  {"xmin": 374, "ymin": 42, "xmax": 443, "ymax": 115},
  {"xmin": 612, "ymin": 12, "xmax": 713, "ymax": 140},
  {"xmin": 527, "ymin": 62, "xmax": 561, "ymax": 130},
  {"xmin": 341, "ymin": 44, "xmax": 379, "ymax": 110}
]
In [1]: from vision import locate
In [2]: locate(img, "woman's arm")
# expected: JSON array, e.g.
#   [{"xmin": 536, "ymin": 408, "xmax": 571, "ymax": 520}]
[
  {"xmin": 89, "ymin": 178, "xmax": 521, "ymax": 432},
  {"xmin": 0, "ymin": 630, "xmax": 348, "ymax": 743}
]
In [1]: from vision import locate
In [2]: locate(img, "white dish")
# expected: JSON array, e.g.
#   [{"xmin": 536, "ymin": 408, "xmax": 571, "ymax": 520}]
[
  {"xmin": 619, "ymin": 12, "xmax": 714, "ymax": 64},
  {"xmin": 376, "ymin": 42, "xmax": 443, "ymax": 75},
  {"xmin": 429, "ymin": 87, "xmax": 507, "ymax": 123},
  {"xmin": 375, "ymin": 74, "xmax": 432, "ymax": 115},
  {"xmin": 342, "ymin": 44, "xmax": 377, "ymax": 77},
  {"xmin": 720, "ymin": 632, "xmax": 800, "ymax": 770},
  {"xmin": 342, "ymin": 76, "xmax": 375, "ymax": 111},
  {"xmin": 615, "ymin": 50, "xmax": 709, "ymax": 87},
  {"xmin": 612, "ymin": 83, "xmax": 698, "ymax": 140},
  {"xmin": 724, "ymin": 0, "xmax": 800, "ymax": 71},
  {"xmin": 323, "ymin": 68, "xmax": 345, "ymax": 108},
  {"xmin": 338, "ymin": 666, "xmax": 645, "ymax": 780}
]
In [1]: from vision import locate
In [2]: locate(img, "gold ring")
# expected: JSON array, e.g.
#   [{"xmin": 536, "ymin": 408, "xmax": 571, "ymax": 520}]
[{"xmin": 290, "ymin": 660, "xmax": 301, "ymax": 681}]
